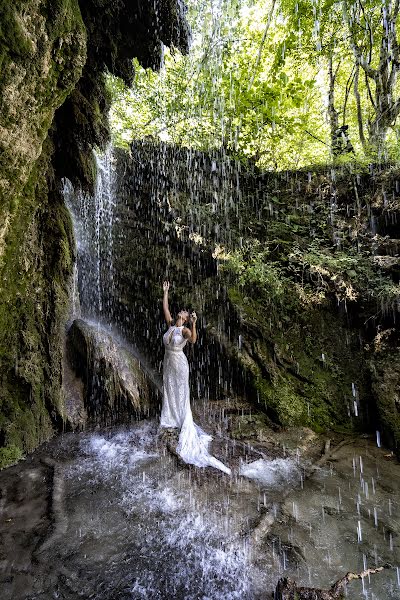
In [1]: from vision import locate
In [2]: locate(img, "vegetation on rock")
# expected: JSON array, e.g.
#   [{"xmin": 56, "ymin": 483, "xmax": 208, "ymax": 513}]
[
  {"xmin": 0, "ymin": 0, "xmax": 189, "ymax": 467},
  {"xmin": 84, "ymin": 143, "xmax": 398, "ymax": 446}
]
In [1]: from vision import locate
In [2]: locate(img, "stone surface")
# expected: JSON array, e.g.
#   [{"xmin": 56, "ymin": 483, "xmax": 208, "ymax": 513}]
[
  {"xmin": 370, "ymin": 329, "xmax": 400, "ymax": 456},
  {"xmin": 0, "ymin": 0, "xmax": 87, "ymax": 207},
  {"xmin": 66, "ymin": 319, "xmax": 160, "ymax": 425},
  {"xmin": 0, "ymin": 423, "xmax": 398, "ymax": 599},
  {"xmin": 0, "ymin": 1, "xmax": 189, "ymax": 466}
]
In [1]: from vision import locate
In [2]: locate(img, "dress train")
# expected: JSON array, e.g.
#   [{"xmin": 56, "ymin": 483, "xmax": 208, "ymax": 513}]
[{"xmin": 160, "ymin": 325, "xmax": 231, "ymax": 476}]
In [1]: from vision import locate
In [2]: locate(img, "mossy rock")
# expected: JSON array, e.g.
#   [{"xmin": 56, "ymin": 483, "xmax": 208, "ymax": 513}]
[
  {"xmin": 0, "ymin": 0, "xmax": 190, "ymax": 468},
  {"xmin": 0, "ymin": 143, "xmax": 72, "ymax": 462},
  {"xmin": 369, "ymin": 331, "xmax": 400, "ymax": 457},
  {"xmin": 0, "ymin": 445, "xmax": 24, "ymax": 470},
  {"xmin": 66, "ymin": 319, "xmax": 160, "ymax": 425},
  {"xmin": 225, "ymin": 286, "xmax": 370, "ymax": 433}
]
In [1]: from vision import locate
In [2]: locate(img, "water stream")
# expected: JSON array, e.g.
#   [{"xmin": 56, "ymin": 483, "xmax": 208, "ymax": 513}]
[{"xmin": 0, "ymin": 420, "xmax": 399, "ymax": 599}]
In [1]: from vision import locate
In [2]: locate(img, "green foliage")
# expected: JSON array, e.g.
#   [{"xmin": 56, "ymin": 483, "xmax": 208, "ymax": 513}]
[
  {"xmin": 0, "ymin": 445, "xmax": 23, "ymax": 470},
  {"xmin": 109, "ymin": 0, "xmax": 330, "ymax": 169},
  {"xmin": 108, "ymin": 0, "xmax": 400, "ymax": 169},
  {"xmin": 222, "ymin": 242, "xmax": 288, "ymax": 305},
  {"xmin": 289, "ymin": 241, "xmax": 400, "ymax": 307}
]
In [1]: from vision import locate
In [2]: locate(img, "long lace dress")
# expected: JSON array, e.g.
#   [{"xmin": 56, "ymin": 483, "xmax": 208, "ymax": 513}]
[{"xmin": 160, "ymin": 325, "xmax": 231, "ymax": 475}]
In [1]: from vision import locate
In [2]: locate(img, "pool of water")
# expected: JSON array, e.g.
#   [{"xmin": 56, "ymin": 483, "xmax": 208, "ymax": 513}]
[{"xmin": 0, "ymin": 421, "xmax": 399, "ymax": 599}]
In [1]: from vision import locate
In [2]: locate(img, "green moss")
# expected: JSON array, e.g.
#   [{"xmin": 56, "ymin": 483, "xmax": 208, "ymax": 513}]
[
  {"xmin": 225, "ymin": 285, "xmax": 369, "ymax": 433},
  {"xmin": 0, "ymin": 2, "xmax": 35, "ymax": 61},
  {"xmin": 230, "ymin": 413, "xmax": 272, "ymax": 440},
  {"xmin": 0, "ymin": 0, "xmax": 88, "ymax": 468},
  {"xmin": 0, "ymin": 139, "xmax": 74, "ymax": 464},
  {"xmin": 253, "ymin": 376, "xmax": 306, "ymax": 426},
  {"xmin": 0, "ymin": 444, "xmax": 24, "ymax": 470}
]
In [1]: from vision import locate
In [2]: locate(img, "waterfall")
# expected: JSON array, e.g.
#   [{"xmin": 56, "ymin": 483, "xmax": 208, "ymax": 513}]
[
  {"xmin": 64, "ymin": 145, "xmax": 116, "ymax": 323},
  {"xmin": 63, "ymin": 140, "xmax": 253, "ymax": 406},
  {"xmin": 93, "ymin": 147, "xmax": 115, "ymax": 316}
]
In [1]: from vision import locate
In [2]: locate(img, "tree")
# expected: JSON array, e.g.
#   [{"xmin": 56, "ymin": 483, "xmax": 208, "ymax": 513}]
[
  {"xmin": 343, "ymin": 0, "xmax": 400, "ymax": 150},
  {"xmin": 108, "ymin": 0, "xmax": 400, "ymax": 167}
]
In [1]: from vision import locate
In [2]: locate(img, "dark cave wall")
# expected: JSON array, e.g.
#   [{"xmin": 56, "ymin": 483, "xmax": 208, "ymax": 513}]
[
  {"xmin": 83, "ymin": 145, "xmax": 371, "ymax": 436},
  {"xmin": 94, "ymin": 143, "xmax": 399, "ymax": 452},
  {"xmin": 0, "ymin": 0, "xmax": 189, "ymax": 467}
]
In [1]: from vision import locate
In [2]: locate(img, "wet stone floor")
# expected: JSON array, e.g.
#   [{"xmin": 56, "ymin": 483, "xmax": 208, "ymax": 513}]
[{"xmin": 0, "ymin": 420, "xmax": 399, "ymax": 599}]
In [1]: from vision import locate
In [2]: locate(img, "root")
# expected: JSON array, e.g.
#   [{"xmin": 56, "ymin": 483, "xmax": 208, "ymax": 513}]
[{"xmin": 275, "ymin": 566, "xmax": 385, "ymax": 599}]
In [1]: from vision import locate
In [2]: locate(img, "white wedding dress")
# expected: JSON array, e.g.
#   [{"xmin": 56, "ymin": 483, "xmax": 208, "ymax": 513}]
[{"xmin": 160, "ymin": 325, "xmax": 231, "ymax": 475}]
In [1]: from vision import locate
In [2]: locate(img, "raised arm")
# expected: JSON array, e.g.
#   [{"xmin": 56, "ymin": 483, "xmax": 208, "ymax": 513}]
[
  {"xmin": 183, "ymin": 312, "xmax": 197, "ymax": 344},
  {"xmin": 163, "ymin": 281, "xmax": 173, "ymax": 326}
]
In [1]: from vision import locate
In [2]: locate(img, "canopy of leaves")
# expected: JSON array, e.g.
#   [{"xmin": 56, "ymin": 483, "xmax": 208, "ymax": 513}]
[{"xmin": 108, "ymin": 0, "xmax": 400, "ymax": 170}]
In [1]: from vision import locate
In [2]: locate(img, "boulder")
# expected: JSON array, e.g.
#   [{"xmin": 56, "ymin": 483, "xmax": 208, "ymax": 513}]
[
  {"xmin": 66, "ymin": 319, "xmax": 160, "ymax": 426},
  {"xmin": 369, "ymin": 328, "xmax": 400, "ymax": 457}
]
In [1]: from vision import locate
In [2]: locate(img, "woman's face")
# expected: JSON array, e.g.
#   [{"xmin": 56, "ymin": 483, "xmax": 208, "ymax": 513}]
[{"xmin": 178, "ymin": 310, "xmax": 189, "ymax": 323}]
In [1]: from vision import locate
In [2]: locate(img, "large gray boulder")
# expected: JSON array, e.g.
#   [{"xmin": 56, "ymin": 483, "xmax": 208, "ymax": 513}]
[{"xmin": 66, "ymin": 319, "xmax": 160, "ymax": 426}]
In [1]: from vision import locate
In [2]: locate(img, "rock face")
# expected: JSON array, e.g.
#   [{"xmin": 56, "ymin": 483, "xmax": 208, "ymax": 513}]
[
  {"xmin": 0, "ymin": 0, "xmax": 87, "ymax": 468},
  {"xmin": 370, "ymin": 329, "xmax": 400, "ymax": 452},
  {"xmin": 0, "ymin": 2, "xmax": 189, "ymax": 466},
  {"xmin": 0, "ymin": 0, "xmax": 87, "ymax": 205},
  {"xmin": 70, "ymin": 142, "xmax": 400, "ymax": 452},
  {"xmin": 66, "ymin": 319, "xmax": 159, "ymax": 426}
]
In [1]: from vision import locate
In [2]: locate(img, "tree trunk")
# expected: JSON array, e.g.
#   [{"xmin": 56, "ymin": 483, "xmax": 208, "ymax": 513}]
[
  {"xmin": 275, "ymin": 567, "xmax": 384, "ymax": 600},
  {"xmin": 354, "ymin": 63, "xmax": 367, "ymax": 149},
  {"xmin": 327, "ymin": 55, "xmax": 339, "ymax": 153},
  {"xmin": 343, "ymin": 0, "xmax": 400, "ymax": 151}
]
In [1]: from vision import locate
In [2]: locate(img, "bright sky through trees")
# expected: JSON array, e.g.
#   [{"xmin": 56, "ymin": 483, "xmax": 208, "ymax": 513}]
[{"xmin": 109, "ymin": 0, "xmax": 400, "ymax": 170}]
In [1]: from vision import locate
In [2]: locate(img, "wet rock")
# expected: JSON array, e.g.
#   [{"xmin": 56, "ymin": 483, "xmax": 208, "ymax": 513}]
[
  {"xmin": 0, "ymin": 423, "xmax": 398, "ymax": 599},
  {"xmin": 0, "ymin": 1, "xmax": 189, "ymax": 466},
  {"xmin": 0, "ymin": 0, "xmax": 87, "ymax": 468},
  {"xmin": 62, "ymin": 343, "xmax": 87, "ymax": 431},
  {"xmin": 372, "ymin": 235, "xmax": 400, "ymax": 256},
  {"xmin": 372, "ymin": 255, "xmax": 400, "ymax": 280},
  {"xmin": 370, "ymin": 329, "xmax": 400, "ymax": 456},
  {"xmin": 66, "ymin": 319, "xmax": 160, "ymax": 426},
  {"xmin": 275, "ymin": 576, "xmax": 336, "ymax": 599}
]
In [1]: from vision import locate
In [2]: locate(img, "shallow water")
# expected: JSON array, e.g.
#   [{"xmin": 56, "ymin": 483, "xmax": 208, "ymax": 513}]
[{"xmin": 0, "ymin": 421, "xmax": 399, "ymax": 599}]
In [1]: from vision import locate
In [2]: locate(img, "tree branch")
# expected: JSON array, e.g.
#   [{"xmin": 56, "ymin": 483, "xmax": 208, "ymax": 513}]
[
  {"xmin": 364, "ymin": 70, "xmax": 376, "ymax": 108},
  {"xmin": 247, "ymin": 0, "xmax": 277, "ymax": 91},
  {"xmin": 342, "ymin": 0, "xmax": 376, "ymax": 79},
  {"xmin": 275, "ymin": 566, "xmax": 386, "ymax": 599},
  {"xmin": 343, "ymin": 65, "xmax": 356, "ymax": 124},
  {"xmin": 331, "ymin": 567, "xmax": 384, "ymax": 595}
]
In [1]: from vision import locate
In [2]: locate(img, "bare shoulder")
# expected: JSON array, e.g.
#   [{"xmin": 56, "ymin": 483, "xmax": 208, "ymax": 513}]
[{"xmin": 182, "ymin": 327, "xmax": 193, "ymax": 340}]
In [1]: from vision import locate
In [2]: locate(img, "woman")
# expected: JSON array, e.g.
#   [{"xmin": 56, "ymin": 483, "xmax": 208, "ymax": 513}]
[{"xmin": 160, "ymin": 281, "xmax": 231, "ymax": 475}]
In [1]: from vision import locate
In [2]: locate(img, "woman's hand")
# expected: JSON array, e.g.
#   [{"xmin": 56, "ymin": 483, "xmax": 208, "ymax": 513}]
[
  {"xmin": 186, "ymin": 312, "xmax": 198, "ymax": 343},
  {"xmin": 163, "ymin": 281, "xmax": 170, "ymax": 293}
]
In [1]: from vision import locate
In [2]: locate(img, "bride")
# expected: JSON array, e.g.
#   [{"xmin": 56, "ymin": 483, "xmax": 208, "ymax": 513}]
[{"xmin": 160, "ymin": 281, "xmax": 231, "ymax": 475}]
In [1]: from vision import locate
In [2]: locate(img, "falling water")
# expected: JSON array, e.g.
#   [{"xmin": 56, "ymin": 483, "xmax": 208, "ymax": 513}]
[
  {"xmin": 40, "ymin": 144, "xmax": 400, "ymax": 600},
  {"xmin": 64, "ymin": 145, "xmax": 116, "ymax": 322}
]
